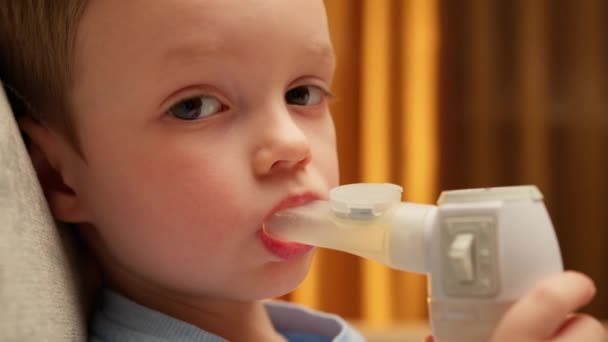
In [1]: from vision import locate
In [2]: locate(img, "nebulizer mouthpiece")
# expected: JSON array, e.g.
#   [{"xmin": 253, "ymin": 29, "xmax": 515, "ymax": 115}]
[
  {"xmin": 265, "ymin": 183, "xmax": 563, "ymax": 342},
  {"xmin": 265, "ymin": 183, "xmax": 434, "ymax": 273}
]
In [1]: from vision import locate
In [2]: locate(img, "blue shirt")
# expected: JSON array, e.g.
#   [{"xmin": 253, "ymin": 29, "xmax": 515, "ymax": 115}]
[{"xmin": 90, "ymin": 290, "xmax": 365, "ymax": 342}]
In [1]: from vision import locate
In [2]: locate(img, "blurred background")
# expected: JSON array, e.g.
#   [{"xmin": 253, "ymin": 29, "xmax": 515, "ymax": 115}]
[{"xmin": 283, "ymin": 0, "xmax": 608, "ymax": 326}]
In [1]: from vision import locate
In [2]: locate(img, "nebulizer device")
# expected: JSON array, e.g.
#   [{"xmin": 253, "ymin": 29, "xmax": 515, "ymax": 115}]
[{"xmin": 265, "ymin": 183, "xmax": 563, "ymax": 342}]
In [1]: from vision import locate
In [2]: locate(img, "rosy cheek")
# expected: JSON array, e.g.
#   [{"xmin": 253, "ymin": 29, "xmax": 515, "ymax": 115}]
[
  {"xmin": 154, "ymin": 164, "xmax": 248, "ymax": 228},
  {"xmin": 89, "ymin": 149, "xmax": 234, "ymax": 234}
]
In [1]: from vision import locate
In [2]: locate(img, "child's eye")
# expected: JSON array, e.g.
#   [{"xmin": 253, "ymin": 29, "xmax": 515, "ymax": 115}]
[
  {"xmin": 285, "ymin": 85, "xmax": 327, "ymax": 106},
  {"xmin": 168, "ymin": 95, "xmax": 226, "ymax": 120}
]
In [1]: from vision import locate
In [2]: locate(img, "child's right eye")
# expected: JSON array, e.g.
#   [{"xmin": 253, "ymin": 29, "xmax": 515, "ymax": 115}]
[{"xmin": 168, "ymin": 95, "xmax": 227, "ymax": 120}]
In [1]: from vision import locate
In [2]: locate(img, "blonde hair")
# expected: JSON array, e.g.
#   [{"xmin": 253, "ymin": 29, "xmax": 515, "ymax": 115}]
[{"xmin": 0, "ymin": 0, "xmax": 88, "ymax": 146}]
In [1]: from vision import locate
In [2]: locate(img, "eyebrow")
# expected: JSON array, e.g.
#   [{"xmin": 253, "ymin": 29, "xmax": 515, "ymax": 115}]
[
  {"xmin": 305, "ymin": 40, "xmax": 336, "ymax": 61},
  {"xmin": 163, "ymin": 38, "xmax": 335, "ymax": 64},
  {"xmin": 162, "ymin": 38, "xmax": 226, "ymax": 64}
]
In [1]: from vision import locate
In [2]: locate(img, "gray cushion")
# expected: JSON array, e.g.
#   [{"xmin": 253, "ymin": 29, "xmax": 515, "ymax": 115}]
[{"xmin": 0, "ymin": 83, "xmax": 87, "ymax": 341}]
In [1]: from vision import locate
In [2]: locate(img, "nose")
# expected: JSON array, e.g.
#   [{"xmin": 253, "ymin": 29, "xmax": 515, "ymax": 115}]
[{"xmin": 252, "ymin": 111, "xmax": 311, "ymax": 176}]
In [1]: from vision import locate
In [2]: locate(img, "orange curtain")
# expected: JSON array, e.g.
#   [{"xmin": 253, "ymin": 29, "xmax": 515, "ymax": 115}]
[{"xmin": 286, "ymin": 0, "xmax": 440, "ymax": 324}]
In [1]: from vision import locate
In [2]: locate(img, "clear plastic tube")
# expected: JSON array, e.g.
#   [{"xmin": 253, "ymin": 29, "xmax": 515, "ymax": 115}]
[
  {"xmin": 264, "ymin": 200, "xmax": 389, "ymax": 259},
  {"xmin": 264, "ymin": 199, "xmax": 436, "ymax": 273}
]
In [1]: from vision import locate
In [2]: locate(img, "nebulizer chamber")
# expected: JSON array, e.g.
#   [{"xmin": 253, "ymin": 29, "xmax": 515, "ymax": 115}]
[{"xmin": 265, "ymin": 183, "xmax": 563, "ymax": 342}]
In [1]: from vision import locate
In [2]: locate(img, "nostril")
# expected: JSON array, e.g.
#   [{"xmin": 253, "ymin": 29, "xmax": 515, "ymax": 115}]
[
  {"xmin": 270, "ymin": 155, "xmax": 310, "ymax": 172},
  {"xmin": 270, "ymin": 160, "xmax": 283, "ymax": 170},
  {"xmin": 270, "ymin": 160, "xmax": 295, "ymax": 171},
  {"xmin": 253, "ymin": 133, "xmax": 312, "ymax": 175}
]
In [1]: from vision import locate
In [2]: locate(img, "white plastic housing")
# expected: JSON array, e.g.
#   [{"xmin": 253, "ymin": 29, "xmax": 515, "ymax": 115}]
[
  {"xmin": 264, "ymin": 184, "xmax": 563, "ymax": 342},
  {"xmin": 427, "ymin": 188, "xmax": 563, "ymax": 342}
]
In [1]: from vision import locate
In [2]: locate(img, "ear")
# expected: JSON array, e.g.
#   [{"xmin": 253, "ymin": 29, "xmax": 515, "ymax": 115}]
[{"xmin": 18, "ymin": 118, "xmax": 90, "ymax": 223}]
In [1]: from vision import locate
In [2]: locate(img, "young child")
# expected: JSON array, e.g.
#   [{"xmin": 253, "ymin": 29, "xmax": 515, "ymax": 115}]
[{"xmin": 0, "ymin": 0, "xmax": 604, "ymax": 341}]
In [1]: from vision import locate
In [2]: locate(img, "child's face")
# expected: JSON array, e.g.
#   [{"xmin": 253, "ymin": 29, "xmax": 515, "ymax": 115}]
[{"xmin": 66, "ymin": 0, "xmax": 338, "ymax": 300}]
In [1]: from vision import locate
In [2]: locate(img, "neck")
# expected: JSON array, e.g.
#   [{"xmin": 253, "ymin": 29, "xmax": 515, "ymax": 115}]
[
  {"xmin": 131, "ymin": 288, "xmax": 285, "ymax": 342},
  {"xmin": 100, "ymin": 260, "xmax": 285, "ymax": 342}
]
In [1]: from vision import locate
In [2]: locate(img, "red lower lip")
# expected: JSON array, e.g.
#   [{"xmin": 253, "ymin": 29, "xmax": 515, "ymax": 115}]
[{"xmin": 259, "ymin": 229, "xmax": 314, "ymax": 259}]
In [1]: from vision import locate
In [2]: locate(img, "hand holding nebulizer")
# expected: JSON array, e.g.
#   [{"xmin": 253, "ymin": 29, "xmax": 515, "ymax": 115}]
[{"xmin": 265, "ymin": 183, "xmax": 564, "ymax": 342}]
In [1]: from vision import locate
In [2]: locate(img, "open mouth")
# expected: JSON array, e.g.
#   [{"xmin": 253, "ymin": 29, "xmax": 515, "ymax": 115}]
[{"xmin": 259, "ymin": 192, "xmax": 320, "ymax": 259}]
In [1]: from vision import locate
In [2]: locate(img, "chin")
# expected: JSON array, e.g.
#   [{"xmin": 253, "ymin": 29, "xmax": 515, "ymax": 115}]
[{"xmin": 248, "ymin": 252, "xmax": 315, "ymax": 300}]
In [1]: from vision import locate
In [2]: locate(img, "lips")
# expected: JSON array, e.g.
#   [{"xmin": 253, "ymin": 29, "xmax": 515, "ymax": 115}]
[
  {"xmin": 259, "ymin": 230, "xmax": 314, "ymax": 259},
  {"xmin": 260, "ymin": 192, "xmax": 320, "ymax": 259}
]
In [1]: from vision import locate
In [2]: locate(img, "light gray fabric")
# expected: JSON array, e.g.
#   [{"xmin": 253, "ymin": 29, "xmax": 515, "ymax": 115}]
[{"xmin": 0, "ymin": 83, "xmax": 87, "ymax": 341}]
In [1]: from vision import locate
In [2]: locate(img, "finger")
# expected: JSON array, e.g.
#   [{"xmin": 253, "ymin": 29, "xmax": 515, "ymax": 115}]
[
  {"xmin": 494, "ymin": 271, "xmax": 596, "ymax": 339},
  {"xmin": 554, "ymin": 313, "xmax": 606, "ymax": 342},
  {"xmin": 423, "ymin": 336, "xmax": 434, "ymax": 342}
]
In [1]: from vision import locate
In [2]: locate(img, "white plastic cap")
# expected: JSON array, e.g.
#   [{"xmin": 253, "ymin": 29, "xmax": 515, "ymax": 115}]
[{"xmin": 330, "ymin": 183, "xmax": 403, "ymax": 219}]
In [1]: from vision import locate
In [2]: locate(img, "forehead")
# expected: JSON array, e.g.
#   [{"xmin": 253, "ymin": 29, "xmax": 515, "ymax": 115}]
[
  {"xmin": 74, "ymin": 0, "xmax": 333, "ymax": 69},
  {"xmin": 70, "ymin": 0, "xmax": 334, "ymax": 114}
]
